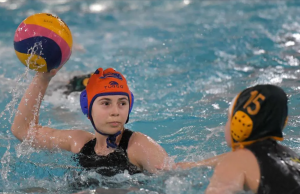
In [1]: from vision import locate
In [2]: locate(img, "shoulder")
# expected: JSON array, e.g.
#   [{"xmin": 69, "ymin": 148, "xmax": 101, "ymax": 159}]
[
  {"xmin": 127, "ymin": 131, "xmax": 167, "ymax": 156},
  {"xmin": 207, "ymin": 149, "xmax": 260, "ymax": 194},
  {"xmin": 128, "ymin": 132, "xmax": 158, "ymax": 148},
  {"xmin": 277, "ymin": 142, "xmax": 298, "ymax": 156},
  {"xmin": 127, "ymin": 132, "xmax": 145, "ymax": 148},
  {"xmin": 67, "ymin": 130, "xmax": 95, "ymax": 153},
  {"xmin": 126, "ymin": 132, "xmax": 170, "ymax": 172},
  {"xmin": 216, "ymin": 149, "xmax": 260, "ymax": 189},
  {"xmin": 221, "ymin": 149, "xmax": 257, "ymax": 165},
  {"xmin": 214, "ymin": 149, "xmax": 259, "ymax": 176},
  {"xmin": 127, "ymin": 132, "xmax": 166, "ymax": 157}
]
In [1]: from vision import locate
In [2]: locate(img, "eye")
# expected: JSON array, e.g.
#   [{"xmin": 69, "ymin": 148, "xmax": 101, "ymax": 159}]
[
  {"xmin": 101, "ymin": 101, "xmax": 110, "ymax": 106},
  {"xmin": 120, "ymin": 101, "xmax": 127, "ymax": 106}
]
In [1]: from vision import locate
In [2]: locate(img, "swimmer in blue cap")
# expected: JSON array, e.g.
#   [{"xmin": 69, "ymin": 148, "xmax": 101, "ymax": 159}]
[
  {"xmin": 11, "ymin": 68, "xmax": 173, "ymax": 176},
  {"xmin": 205, "ymin": 84, "xmax": 300, "ymax": 194}
]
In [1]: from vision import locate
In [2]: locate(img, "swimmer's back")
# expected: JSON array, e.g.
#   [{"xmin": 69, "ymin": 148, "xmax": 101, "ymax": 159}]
[{"xmin": 246, "ymin": 139, "xmax": 300, "ymax": 194}]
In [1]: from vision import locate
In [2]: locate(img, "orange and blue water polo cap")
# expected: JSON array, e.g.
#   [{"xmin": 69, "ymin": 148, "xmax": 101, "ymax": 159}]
[{"xmin": 80, "ymin": 67, "xmax": 134, "ymax": 123}]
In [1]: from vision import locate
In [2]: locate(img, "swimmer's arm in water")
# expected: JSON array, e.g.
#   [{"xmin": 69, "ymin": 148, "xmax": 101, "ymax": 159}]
[
  {"xmin": 11, "ymin": 71, "xmax": 94, "ymax": 152},
  {"xmin": 127, "ymin": 132, "xmax": 173, "ymax": 173},
  {"xmin": 174, "ymin": 153, "xmax": 228, "ymax": 169}
]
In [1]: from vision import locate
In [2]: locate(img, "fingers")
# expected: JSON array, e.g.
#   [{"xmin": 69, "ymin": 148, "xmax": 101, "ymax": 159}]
[
  {"xmin": 155, "ymin": 164, "xmax": 164, "ymax": 170},
  {"xmin": 35, "ymin": 68, "xmax": 58, "ymax": 82},
  {"xmin": 49, "ymin": 69, "xmax": 58, "ymax": 76}
]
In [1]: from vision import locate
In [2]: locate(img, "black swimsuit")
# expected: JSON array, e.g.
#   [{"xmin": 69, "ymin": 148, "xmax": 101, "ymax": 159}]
[
  {"xmin": 74, "ymin": 129, "xmax": 141, "ymax": 177},
  {"xmin": 246, "ymin": 139, "xmax": 300, "ymax": 194}
]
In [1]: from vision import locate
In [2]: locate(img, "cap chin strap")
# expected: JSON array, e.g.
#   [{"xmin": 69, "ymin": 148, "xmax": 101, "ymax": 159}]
[
  {"xmin": 90, "ymin": 118, "xmax": 122, "ymax": 148},
  {"xmin": 97, "ymin": 129, "xmax": 121, "ymax": 149}
]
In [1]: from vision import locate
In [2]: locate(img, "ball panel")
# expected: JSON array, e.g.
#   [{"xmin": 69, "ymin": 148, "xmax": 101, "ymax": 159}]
[
  {"xmin": 14, "ymin": 36, "xmax": 62, "ymax": 72},
  {"xmin": 14, "ymin": 23, "xmax": 71, "ymax": 67},
  {"xmin": 15, "ymin": 51, "xmax": 48, "ymax": 72},
  {"xmin": 15, "ymin": 23, "xmax": 71, "ymax": 65},
  {"xmin": 22, "ymin": 13, "xmax": 73, "ymax": 48}
]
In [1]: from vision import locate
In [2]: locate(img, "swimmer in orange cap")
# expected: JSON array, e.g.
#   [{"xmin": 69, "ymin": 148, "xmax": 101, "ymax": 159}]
[
  {"xmin": 11, "ymin": 67, "xmax": 172, "ymax": 176},
  {"xmin": 205, "ymin": 84, "xmax": 300, "ymax": 194}
]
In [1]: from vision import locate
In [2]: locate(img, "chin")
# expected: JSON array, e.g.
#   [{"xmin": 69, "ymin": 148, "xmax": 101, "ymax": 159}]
[{"xmin": 107, "ymin": 125, "xmax": 123, "ymax": 133}]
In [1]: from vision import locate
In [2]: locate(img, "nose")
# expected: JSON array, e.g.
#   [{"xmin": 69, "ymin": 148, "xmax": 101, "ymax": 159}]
[{"xmin": 110, "ymin": 104, "xmax": 119, "ymax": 116}]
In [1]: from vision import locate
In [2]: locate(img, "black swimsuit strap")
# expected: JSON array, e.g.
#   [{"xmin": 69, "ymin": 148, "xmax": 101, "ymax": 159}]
[
  {"xmin": 80, "ymin": 138, "xmax": 96, "ymax": 155},
  {"xmin": 80, "ymin": 129, "xmax": 134, "ymax": 155},
  {"xmin": 118, "ymin": 129, "xmax": 134, "ymax": 155}
]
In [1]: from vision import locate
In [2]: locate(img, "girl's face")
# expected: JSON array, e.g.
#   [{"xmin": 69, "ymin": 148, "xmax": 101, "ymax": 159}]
[{"xmin": 91, "ymin": 95, "xmax": 129, "ymax": 134}]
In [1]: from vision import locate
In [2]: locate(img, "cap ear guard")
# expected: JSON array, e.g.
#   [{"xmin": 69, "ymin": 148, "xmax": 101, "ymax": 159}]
[
  {"xmin": 80, "ymin": 89, "xmax": 134, "ymax": 117},
  {"xmin": 229, "ymin": 94, "xmax": 253, "ymax": 142},
  {"xmin": 80, "ymin": 89, "xmax": 89, "ymax": 117},
  {"xmin": 231, "ymin": 110, "xmax": 253, "ymax": 142},
  {"xmin": 129, "ymin": 92, "xmax": 134, "ymax": 114}
]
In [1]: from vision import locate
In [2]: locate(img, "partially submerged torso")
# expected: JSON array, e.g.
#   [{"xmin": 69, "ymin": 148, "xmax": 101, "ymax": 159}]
[{"xmin": 74, "ymin": 129, "xmax": 141, "ymax": 176}]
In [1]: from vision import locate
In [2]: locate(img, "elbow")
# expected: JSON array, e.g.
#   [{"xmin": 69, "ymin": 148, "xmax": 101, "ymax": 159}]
[
  {"xmin": 11, "ymin": 126, "xmax": 22, "ymax": 141},
  {"xmin": 10, "ymin": 124, "xmax": 27, "ymax": 142}
]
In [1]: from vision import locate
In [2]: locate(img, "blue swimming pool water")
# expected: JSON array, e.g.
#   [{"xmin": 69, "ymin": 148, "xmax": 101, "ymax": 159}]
[{"xmin": 1, "ymin": 0, "xmax": 300, "ymax": 193}]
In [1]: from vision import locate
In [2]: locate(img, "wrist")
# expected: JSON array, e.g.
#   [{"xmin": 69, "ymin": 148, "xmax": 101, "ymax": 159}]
[{"xmin": 35, "ymin": 72, "xmax": 52, "ymax": 83}]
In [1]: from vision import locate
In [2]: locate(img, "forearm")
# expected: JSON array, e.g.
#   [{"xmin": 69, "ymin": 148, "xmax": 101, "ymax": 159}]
[
  {"xmin": 11, "ymin": 72, "xmax": 51, "ymax": 141},
  {"xmin": 175, "ymin": 153, "xmax": 228, "ymax": 170}
]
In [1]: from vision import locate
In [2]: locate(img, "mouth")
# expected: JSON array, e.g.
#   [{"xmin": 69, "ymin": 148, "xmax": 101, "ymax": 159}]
[{"xmin": 107, "ymin": 121, "xmax": 121, "ymax": 127}]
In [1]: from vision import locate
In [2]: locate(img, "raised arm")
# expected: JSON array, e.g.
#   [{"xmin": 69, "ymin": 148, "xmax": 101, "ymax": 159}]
[
  {"xmin": 11, "ymin": 72, "xmax": 53, "ymax": 141},
  {"xmin": 11, "ymin": 70, "xmax": 93, "ymax": 152}
]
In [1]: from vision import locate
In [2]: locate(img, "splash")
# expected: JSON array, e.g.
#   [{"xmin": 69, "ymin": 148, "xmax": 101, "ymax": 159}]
[
  {"xmin": 1, "ymin": 140, "xmax": 10, "ymax": 183},
  {"xmin": 0, "ymin": 41, "xmax": 44, "ymax": 187}
]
